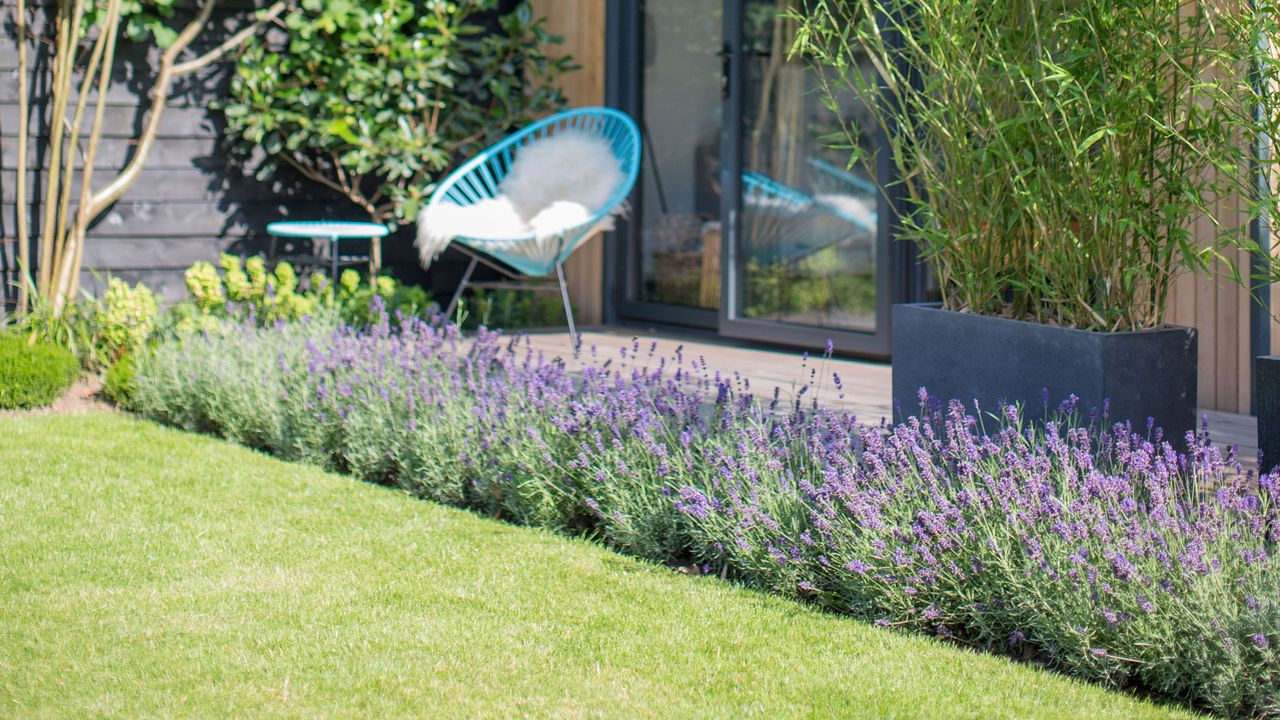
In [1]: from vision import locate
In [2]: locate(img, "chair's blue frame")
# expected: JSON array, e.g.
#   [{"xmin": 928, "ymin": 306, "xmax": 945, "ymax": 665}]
[{"xmin": 427, "ymin": 107, "xmax": 642, "ymax": 341}]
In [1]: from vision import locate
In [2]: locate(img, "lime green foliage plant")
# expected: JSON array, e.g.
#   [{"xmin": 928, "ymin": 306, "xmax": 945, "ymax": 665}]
[
  {"xmin": 795, "ymin": 0, "xmax": 1280, "ymax": 331},
  {"xmin": 9, "ymin": 276, "xmax": 157, "ymax": 369},
  {"xmin": 180, "ymin": 255, "xmax": 329, "ymax": 333},
  {"xmin": 337, "ymin": 272, "xmax": 433, "ymax": 327},
  {"xmin": 221, "ymin": 0, "xmax": 573, "ymax": 274},
  {"xmin": 176, "ymin": 255, "xmax": 432, "ymax": 332},
  {"xmin": 0, "ymin": 334, "xmax": 79, "ymax": 409},
  {"xmin": 96, "ymin": 278, "xmax": 158, "ymax": 361}
]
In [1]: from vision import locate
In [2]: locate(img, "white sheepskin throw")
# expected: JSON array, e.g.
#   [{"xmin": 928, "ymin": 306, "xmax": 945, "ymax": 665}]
[{"xmin": 416, "ymin": 129, "xmax": 626, "ymax": 270}]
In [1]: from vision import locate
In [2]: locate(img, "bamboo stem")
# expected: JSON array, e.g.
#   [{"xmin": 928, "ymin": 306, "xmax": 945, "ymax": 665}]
[
  {"xmin": 51, "ymin": 1, "xmax": 114, "ymax": 301},
  {"xmin": 37, "ymin": 0, "xmax": 83, "ymax": 294},
  {"xmin": 55, "ymin": 0, "xmax": 123, "ymax": 310}
]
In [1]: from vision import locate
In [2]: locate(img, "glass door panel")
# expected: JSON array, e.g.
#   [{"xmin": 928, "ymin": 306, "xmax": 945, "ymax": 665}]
[
  {"xmin": 634, "ymin": 0, "xmax": 723, "ymax": 311},
  {"xmin": 732, "ymin": 0, "xmax": 882, "ymax": 334}
]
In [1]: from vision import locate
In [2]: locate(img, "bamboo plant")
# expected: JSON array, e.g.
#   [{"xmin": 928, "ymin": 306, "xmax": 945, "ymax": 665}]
[{"xmin": 795, "ymin": 0, "xmax": 1280, "ymax": 332}]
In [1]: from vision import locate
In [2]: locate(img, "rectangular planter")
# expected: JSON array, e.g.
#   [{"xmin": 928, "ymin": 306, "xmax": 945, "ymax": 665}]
[
  {"xmin": 1255, "ymin": 356, "xmax": 1280, "ymax": 472},
  {"xmin": 891, "ymin": 303, "xmax": 1197, "ymax": 441}
]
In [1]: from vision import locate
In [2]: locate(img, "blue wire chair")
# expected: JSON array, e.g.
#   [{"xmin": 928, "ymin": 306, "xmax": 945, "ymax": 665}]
[{"xmin": 427, "ymin": 107, "xmax": 642, "ymax": 340}]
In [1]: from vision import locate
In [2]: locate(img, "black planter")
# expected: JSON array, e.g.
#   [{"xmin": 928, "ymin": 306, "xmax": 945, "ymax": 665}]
[
  {"xmin": 891, "ymin": 303, "xmax": 1197, "ymax": 440},
  {"xmin": 1255, "ymin": 356, "xmax": 1280, "ymax": 472}
]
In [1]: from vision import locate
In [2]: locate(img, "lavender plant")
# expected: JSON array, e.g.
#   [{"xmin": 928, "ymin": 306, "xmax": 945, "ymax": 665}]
[{"xmin": 131, "ymin": 311, "xmax": 1280, "ymax": 717}]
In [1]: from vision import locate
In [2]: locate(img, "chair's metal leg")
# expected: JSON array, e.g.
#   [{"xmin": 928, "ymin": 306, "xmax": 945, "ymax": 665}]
[
  {"xmin": 446, "ymin": 257, "xmax": 478, "ymax": 320},
  {"xmin": 329, "ymin": 235, "xmax": 339, "ymax": 286},
  {"xmin": 555, "ymin": 260, "xmax": 578, "ymax": 348}
]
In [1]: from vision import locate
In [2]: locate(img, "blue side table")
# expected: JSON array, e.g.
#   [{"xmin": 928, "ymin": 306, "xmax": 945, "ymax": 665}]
[{"xmin": 265, "ymin": 220, "xmax": 389, "ymax": 283}]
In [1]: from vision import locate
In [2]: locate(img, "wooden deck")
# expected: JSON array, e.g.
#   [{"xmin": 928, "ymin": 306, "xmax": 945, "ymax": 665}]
[{"xmin": 522, "ymin": 328, "xmax": 1259, "ymax": 463}]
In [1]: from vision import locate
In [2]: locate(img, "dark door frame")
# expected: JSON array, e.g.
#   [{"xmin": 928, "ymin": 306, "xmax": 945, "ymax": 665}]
[
  {"xmin": 603, "ymin": 0, "xmax": 719, "ymax": 330},
  {"xmin": 604, "ymin": 0, "xmax": 924, "ymax": 356}
]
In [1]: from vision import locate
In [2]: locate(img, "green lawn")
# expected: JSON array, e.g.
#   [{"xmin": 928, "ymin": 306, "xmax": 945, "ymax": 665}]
[{"xmin": 0, "ymin": 413, "xmax": 1195, "ymax": 719}]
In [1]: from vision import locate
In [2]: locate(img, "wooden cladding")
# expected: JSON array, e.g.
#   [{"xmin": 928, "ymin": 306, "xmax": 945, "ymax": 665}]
[{"xmin": 529, "ymin": 0, "xmax": 607, "ymax": 326}]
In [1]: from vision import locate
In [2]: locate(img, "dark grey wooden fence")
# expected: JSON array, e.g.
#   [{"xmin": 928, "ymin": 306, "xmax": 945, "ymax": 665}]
[{"xmin": 0, "ymin": 1, "xmax": 440, "ymax": 306}]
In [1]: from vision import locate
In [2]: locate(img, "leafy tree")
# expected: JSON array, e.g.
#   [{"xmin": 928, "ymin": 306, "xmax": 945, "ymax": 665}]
[{"xmin": 222, "ymin": 0, "xmax": 573, "ymax": 275}]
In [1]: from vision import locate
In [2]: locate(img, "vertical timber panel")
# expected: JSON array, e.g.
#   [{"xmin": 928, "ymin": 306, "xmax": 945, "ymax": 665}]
[
  {"xmin": 531, "ymin": 0, "xmax": 607, "ymax": 325},
  {"xmin": 1216, "ymin": 192, "xmax": 1240, "ymax": 412},
  {"xmin": 1193, "ymin": 211, "xmax": 1220, "ymax": 409},
  {"xmin": 1160, "ymin": 0, "xmax": 1277, "ymax": 416}
]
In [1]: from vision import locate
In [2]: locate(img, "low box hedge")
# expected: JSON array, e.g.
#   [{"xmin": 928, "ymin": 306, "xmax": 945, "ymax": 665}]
[{"xmin": 0, "ymin": 334, "xmax": 80, "ymax": 410}]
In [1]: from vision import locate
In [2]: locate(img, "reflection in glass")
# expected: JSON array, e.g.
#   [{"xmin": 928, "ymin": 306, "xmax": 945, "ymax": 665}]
[
  {"xmin": 739, "ymin": 1, "xmax": 879, "ymax": 331},
  {"xmin": 636, "ymin": 0, "xmax": 723, "ymax": 309}
]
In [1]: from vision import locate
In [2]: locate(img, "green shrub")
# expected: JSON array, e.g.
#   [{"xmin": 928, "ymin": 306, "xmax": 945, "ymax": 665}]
[
  {"xmin": 95, "ymin": 278, "xmax": 159, "ymax": 362},
  {"xmin": 0, "ymin": 334, "xmax": 80, "ymax": 409},
  {"xmin": 462, "ymin": 288, "xmax": 571, "ymax": 330},
  {"xmin": 221, "ymin": 0, "xmax": 572, "ymax": 274},
  {"xmin": 103, "ymin": 353, "xmax": 138, "ymax": 409}
]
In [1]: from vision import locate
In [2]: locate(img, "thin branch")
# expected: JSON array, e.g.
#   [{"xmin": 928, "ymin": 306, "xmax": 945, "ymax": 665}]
[
  {"xmin": 280, "ymin": 153, "xmax": 351, "ymax": 198},
  {"xmin": 88, "ymin": 0, "xmax": 288, "ymax": 219},
  {"xmin": 52, "ymin": 7, "xmax": 115, "ymax": 285},
  {"xmin": 173, "ymin": 1, "xmax": 289, "ymax": 76}
]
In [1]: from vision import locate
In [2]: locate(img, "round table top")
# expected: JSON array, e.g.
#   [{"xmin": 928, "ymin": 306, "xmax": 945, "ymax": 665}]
[{"xmin": 266, "ymin": 220, "xmax": 389, "ymax": 239}]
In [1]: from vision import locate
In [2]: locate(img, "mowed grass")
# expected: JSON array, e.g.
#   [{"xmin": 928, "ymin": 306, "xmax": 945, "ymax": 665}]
[{"xmin": 0, "ymin": 413, "xmax": 1196, "ymax": 719}]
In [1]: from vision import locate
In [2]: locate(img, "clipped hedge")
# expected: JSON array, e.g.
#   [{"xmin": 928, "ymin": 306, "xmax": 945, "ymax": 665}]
[
  {"xmin": 131, "ymin": 312, "xmax": 1280, "ymax": 718},
  {"xmin": 0, "ymin": 334, "xmax": 80, "ymax": 409}
]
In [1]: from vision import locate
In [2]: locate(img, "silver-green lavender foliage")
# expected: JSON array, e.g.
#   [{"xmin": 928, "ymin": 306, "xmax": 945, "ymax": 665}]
[{"xmin": 132, "ymin": 311, "xmax": 1280, "ymax": 717}]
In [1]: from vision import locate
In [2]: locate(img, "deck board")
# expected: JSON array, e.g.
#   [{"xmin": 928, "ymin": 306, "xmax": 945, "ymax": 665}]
[{"xmin": 521, "ymin": 328, "xmax": 1259, "ymax": 464}]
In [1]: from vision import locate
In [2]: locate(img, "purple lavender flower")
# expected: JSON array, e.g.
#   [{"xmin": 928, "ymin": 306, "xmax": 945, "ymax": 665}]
[{"xmin": 674, "ymin": 486, "xmax": 713, "ymax": 520}]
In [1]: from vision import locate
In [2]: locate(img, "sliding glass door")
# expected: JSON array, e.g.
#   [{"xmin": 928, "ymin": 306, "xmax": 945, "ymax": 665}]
[
  {"xmin": 611, "ymin": 0, "xmax": 723, "ymax": 328},
  {"xmin": 608, "ymin": 0, "xmax": 909, "ymax": 355}
]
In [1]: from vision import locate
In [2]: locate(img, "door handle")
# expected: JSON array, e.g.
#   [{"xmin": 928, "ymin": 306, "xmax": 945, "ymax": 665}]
[{"xmin": 719, "ymin": 45, "xmax": 731, "ymax": 99}]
